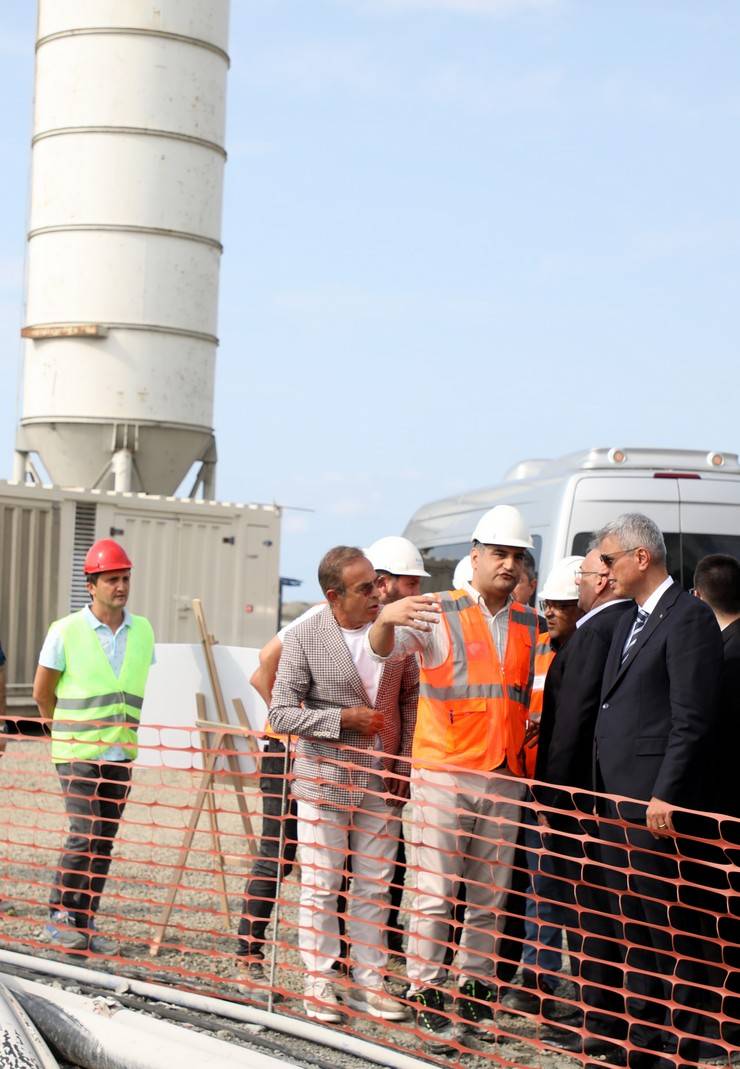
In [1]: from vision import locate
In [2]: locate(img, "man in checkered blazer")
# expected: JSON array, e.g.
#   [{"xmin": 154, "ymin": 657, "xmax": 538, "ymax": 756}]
[{"xmin": 269, "ymin": 545, "xmax": 418, "ymax": 1024}]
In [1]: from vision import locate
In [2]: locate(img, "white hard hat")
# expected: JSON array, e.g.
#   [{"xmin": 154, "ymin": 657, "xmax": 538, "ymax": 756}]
[
  {"xmin": 471, "ymin": 505, "xmax": 534, "ymax": 549},
  {"xmin": 539, "ymin": 556, "xmax": 585, "ymax": 602},
  {"xmin": 365, "ymin": 536, "xmax": 430, "ymax": 577},
  {"xmin": 453, "ymin": 555, "xmax": 473, "ymax": 590}
]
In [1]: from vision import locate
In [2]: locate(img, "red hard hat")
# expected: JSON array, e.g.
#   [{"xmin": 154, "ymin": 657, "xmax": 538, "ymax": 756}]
[{"xmin": 84, "ymin": 539, "xmax": 132, "ymax": 575}]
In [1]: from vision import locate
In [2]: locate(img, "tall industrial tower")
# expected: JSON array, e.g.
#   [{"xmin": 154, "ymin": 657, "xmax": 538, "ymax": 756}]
[{"xmin": 15, "ymin": 1, "xmax": 230, "ymax": 497}]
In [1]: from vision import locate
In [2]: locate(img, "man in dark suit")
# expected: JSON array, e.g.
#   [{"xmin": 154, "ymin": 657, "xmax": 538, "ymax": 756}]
[
  {"xmin": 553, "ymin": 514, "xmax": 723, "ymax": 1068},
  {"xmin": 693, "ymin": 553, "xmax": 740, "ymax": 819},
  {"xmin": 692, "ymin": 554, "xmax": 740, "ymax": 1049},
  {"xmin": 535, "ymin": 546, "xmax": 632, "ymax": 792}
]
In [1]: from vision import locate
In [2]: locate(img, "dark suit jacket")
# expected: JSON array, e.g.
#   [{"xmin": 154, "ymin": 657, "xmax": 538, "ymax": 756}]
[
  {"xmin": 536, "ymin": 600, "xmax": 633, "ymax": 791},
  {"xmin": 714, "ymin": 618, "xmax": 740, "ymax": 817},
  {"xmin": 595, "ymin": 581, "xmax": 723, "ymax": 818}
]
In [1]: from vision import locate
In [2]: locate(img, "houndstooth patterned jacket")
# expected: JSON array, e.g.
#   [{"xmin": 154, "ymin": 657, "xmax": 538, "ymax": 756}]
[{"xmin": 269, "ymin": 605, "xmax": 419, "ymax": 809}]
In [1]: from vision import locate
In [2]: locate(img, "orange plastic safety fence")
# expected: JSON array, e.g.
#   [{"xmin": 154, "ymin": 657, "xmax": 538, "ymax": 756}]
[{"xmin": 1, "ymin": 721, "xmax": 739, "ymax": 1068}]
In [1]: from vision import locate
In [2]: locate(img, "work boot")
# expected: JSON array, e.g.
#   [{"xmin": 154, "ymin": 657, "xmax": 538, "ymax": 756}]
[
  {"xmin": 408, "ymin": 987, "xmax": 456, "ymax": 1053},
  {"xmin": 457, "ymin": 979, "xmax": 497, "ymax": 1042},
  {"xmin": 41, "ymin": 911, "xmax": 88, "ymax": 951}
]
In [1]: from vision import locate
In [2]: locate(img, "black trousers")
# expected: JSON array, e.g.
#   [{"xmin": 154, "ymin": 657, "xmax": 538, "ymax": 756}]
[
  {"xmin": 387, "ymin": 829, "xmax": 406, "ymax": 934},
  {"xmin": 579, "ymin": 805, "xmax": 723, "ymax": 1068},
  {"xmin": 50, "ymin": 760, "xmax": 132, "ymax": 928},
  {"xmin": 237, "ymin": 739, "xmax": 298, "ymax": 958}
]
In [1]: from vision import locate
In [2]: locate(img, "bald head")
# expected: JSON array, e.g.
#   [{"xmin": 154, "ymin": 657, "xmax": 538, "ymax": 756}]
[{"xmin": 576, "ymin": 549, "xmax": 613, "ymax": 614}]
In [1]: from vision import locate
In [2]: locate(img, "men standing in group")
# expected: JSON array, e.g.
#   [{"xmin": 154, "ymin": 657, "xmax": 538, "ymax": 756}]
[
  {"xmin": 692, "ymin": 554, "xmax": 740, "ymax": 1049},
  {"xmin": 365, "ymin": 537, "xmax": 428, "ymax": 959},
  {"xmin": 535, "ymin": 546, "xmax": 631, "ymax": 792},
  {"xmin": 506, "ymin": 556, "xmax": 583, "ymax": 1016},
  {"xmin": 33, "ymin": 540, "xmax": 155, "ymax": 954},
  {"xmin": 566, "ymin": 514, "xmax": 723, "ymax": 1067},
  {"xmin": 692, "ymin": 554, "xmax": 740, "ymax": 818},
  {"xmin": 269, "ymin": 546, "xmax": 418, "ymax": 1024},
  {"xmin": 366, "ymin": 505, "xmax": 538, "ymax": 1049}
]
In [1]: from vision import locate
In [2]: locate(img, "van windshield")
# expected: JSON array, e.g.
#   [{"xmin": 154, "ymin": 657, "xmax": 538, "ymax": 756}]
[
  {"xmin": 571, "ymin": 532, "xmax": 740, "ymax": 590},
  {"xmin": 421, "ymin": 543, "xmax": 469, "ymax": 593}
]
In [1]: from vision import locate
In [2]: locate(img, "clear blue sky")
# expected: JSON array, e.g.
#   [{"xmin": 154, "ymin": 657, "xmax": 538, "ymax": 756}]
[{"xmin": 1, "ymin": 2, "xmax": 739, "ymax": 600}]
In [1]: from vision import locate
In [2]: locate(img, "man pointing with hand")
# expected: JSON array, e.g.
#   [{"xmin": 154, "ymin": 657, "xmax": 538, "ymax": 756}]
[
  {"xmin": 269, "ymin": 545, "xmax": 419, "ymax": 1024},
  {"xmin": 366, "ymin": 505, "xmax": 539, "ymax": 1049}
]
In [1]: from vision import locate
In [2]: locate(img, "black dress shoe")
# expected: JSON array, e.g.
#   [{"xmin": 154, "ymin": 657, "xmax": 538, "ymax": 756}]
[{"xmin": 540, "ymin": 1027, "xmax": 626, "ymax": 1064}]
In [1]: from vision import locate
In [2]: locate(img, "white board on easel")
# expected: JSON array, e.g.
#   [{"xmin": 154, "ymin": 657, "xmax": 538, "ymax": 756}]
[{"xmin": 137, "ymin": 644, "xmax": 268, "ymax": 772}]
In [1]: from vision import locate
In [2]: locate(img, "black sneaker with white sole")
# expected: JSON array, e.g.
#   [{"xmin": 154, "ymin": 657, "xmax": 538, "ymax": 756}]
[
  {"xmin": 457, "ymin": 980, "xmax": 498, "ymax": 1042},
  {"xmin": 409, "ymin": 987, "xmax": 456, "ymax": 1051}
]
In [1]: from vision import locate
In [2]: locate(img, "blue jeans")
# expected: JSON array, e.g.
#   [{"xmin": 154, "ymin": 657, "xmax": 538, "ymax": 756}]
[{"xmin": 521, "ymin": 808, "xmax": 570, "ymax": 993}]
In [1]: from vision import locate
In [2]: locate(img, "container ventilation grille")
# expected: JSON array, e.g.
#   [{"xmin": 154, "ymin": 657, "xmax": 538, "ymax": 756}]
[{"xmin": 70, "ymin": 503, "xmax": 97, "ymax": 611}]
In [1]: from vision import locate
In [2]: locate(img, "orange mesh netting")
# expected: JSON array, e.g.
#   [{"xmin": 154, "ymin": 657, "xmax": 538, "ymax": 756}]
[{"xmin": 0, "ymin": 721, "xmax": 738, "ymax": 1068}]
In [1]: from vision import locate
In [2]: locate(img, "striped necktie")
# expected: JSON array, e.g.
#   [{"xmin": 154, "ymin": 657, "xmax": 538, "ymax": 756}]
[{"xmin": 622, "ymin": 607, "xmax": 648, "ymax": 662}]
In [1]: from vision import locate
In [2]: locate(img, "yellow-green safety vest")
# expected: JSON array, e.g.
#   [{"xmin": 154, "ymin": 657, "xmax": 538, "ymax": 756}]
[{"xmin": 50, "ymin": 610, "xmax": 154, "ymax": 764}]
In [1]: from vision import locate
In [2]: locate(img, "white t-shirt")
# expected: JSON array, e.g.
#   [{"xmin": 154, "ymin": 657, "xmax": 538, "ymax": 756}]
[{"xmin": 339, "ymin": 622, "xmax": 381, "ymax": 706}]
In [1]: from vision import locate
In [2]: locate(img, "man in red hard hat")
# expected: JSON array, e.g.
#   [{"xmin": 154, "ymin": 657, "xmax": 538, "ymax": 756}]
[{"xmin": 33, "ymin": 539, "xmax": 155, "ymax": 954}]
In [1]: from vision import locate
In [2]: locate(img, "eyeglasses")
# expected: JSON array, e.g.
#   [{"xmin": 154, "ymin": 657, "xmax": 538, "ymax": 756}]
[
  {"xmin": 541, "ymin": 600, "xmax": 578, "ymax": 613},
  {"xmin": 576, "ymin": 570, "xmax": 609, "ymax": 580},
  {"xmin": 600, "ymin": 547, "xmax": 640, "ymax": 568}
]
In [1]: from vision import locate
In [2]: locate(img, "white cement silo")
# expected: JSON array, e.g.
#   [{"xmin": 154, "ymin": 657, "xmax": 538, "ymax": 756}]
[{"xmin": 16, "ymin": 1, "xmax": 230, "ymax": 495}]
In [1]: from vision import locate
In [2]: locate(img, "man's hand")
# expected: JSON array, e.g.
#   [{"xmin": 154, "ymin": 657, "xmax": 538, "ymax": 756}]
[
  {"xmin": 340, "ymin": 706, "xmax": 383, "ymax": 736},
  {"xmin": 376, "ymin": 595, "xmax": 441, "ymax": 632},
  {"xmin": 646, "ymin": 795, "xmax": 675, "ymax": 838},
  {"xmin": 384, "ymin": 773, "xmax": 410, "ymax": 806},
  {"xmin": 524, "ymin": 716, "xmax": 540, "ymax": 747}
]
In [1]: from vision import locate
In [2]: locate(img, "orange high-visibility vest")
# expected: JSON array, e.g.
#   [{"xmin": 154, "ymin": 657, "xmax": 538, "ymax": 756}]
[
  {"xmin": 530, "ymin": 630, "xmax": 555, "ymax": 718},
  {"xmin": 413, "ymin": 590, "xmax": 538, "ymax": 774},
  {"xmin": 524, "ymin": 629, "xmax": 555, "ymax": 777}
]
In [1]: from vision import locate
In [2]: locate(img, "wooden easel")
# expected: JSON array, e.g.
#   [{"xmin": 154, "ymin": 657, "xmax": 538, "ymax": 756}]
[{"xmin": 149, "ymin": 599, "xmax": 261, "ymax": 956}]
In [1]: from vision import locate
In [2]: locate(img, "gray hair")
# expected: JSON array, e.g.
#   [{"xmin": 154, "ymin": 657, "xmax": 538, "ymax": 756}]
[{"xmin": 594, "ymin": 513, "xmax": 666, "ymax": 564}]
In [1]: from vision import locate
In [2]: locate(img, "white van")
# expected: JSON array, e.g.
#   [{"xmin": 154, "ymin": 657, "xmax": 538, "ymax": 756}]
[{"xmin": 403, "ymin": 447, "xmax": 740, "ymax": 592}]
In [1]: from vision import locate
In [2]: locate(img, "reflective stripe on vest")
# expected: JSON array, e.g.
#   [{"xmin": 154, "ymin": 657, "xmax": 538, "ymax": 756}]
[
  {"xmin": 51, "ymin": 610, "xmax": 154, "ymax": 764},
  {"xmin": 529, "ymin": 633, "xmax": 555, "ymax": 717},
  {"xmin": 525, "ymin": 631, "xmax": 555, "ymax": 777},
  {"xmin": 413, "ymin": 591, "xmax": 537, "ymax": 774}
]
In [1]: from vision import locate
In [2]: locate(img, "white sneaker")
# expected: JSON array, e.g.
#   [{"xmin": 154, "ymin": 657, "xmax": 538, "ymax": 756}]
[
  {"xmin": 345, "ymin": 985, "xmax": 410, "ymax": 1021},
  {"xmin": 304, "ymin": 978, "xmax": 343, "ymax": 1023}
]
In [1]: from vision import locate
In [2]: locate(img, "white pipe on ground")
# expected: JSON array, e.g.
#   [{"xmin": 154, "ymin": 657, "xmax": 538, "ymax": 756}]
[
  {"xmin": 0, "ymin": 982, "xmax": 60, "ymax": 1068},
  {"xmin": 0, "ymin": 950, "xmax": 431, "ymax": 1069},
  {"xmin": 3, "ymin": 973, "xmax": 295, "ymax": 1069}
]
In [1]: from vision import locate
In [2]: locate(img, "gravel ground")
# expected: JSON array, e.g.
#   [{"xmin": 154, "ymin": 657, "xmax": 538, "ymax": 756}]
[{"xmin": 0, "ymin": 740, "xmax": 587, "ymax": 1069}]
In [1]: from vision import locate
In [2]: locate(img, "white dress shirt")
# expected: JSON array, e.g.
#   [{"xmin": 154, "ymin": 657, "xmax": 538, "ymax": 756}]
[
  {"xmin": 366, "ymin": 581, "xmax": 513, "ymax": 668},
  {"xmin": 638, "ymin": 575, "xmax": 674, "ymax": 614},
  {"xmin": 576, "ymin": 598, "xmax": 631, "ymax": 629}
]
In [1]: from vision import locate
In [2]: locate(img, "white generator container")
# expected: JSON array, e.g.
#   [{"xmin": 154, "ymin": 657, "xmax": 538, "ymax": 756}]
[
  {"xmin": 17, "ymin": 1, "xmax": 230, "ymax": 496},
  {"xmin": 0, "ymin": 481, "xmax": 279, "ymax": 688}
]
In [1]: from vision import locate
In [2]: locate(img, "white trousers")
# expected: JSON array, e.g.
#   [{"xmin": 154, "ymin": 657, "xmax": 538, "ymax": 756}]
[
  {"xmin": 406, "ymin": 768, "xmax": 526, "ymax": 989},
  {"xmin": 296, "ymin": 779, "xmax": 400, "ymax": 988}
]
